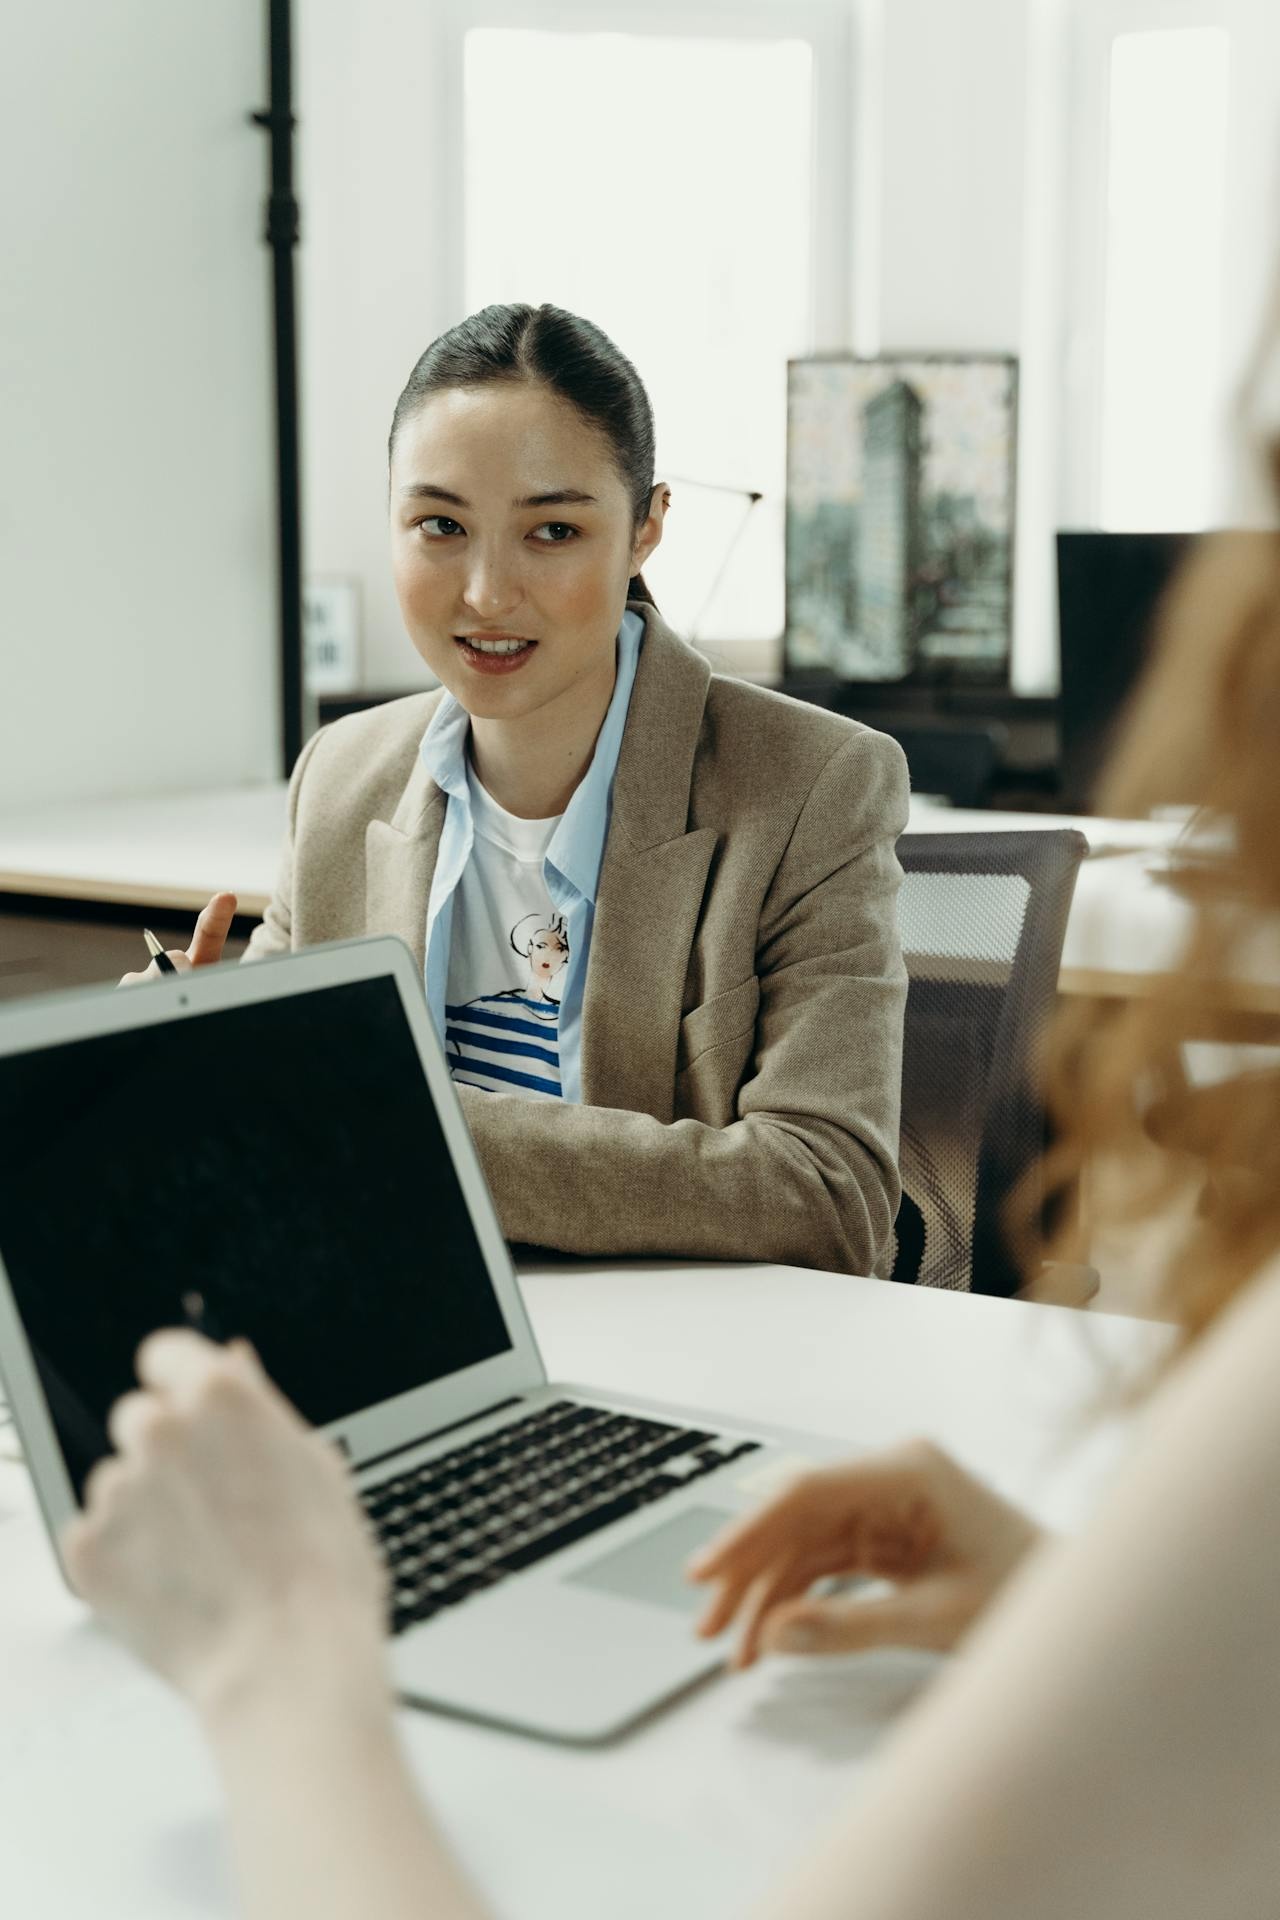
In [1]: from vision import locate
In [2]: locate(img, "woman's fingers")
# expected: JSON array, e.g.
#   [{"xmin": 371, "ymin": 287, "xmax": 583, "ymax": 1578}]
[
  {"xmin": 106, "ymin": 1388, "xmax": 175, "ymax": 1456},
  {"xmin": 118, "ymin": 951, "xmax": 193, "ymax": 986},
  {"xmin": 693, "ymin": 1529, "xmax": 837, "ymax": 1646},
  {"xmin": 758, "ymin": 1579, "xmax": 973, "ymax": 1658},
  {"xmin": 693, "ymin": 1552, "xmax": 783, "ymax": 1639},
  {"xmin": 731, "ymin": 1560, "xmax": 821, "ymax": 1669},
  {"xmin": 134, "ymin": 1327, "xmax": 229, "ymax": 1405},
  {"xmin": 690, "ymin": 1517, "xmax": 809, "ymax": 1639},
  {"xmin": 687, "ymin": 1443, "xmax": 1039, "ymax": 1666},
  {"xmin": 688, "ymin": 1478, "xmax": 822, "ymax": 1584},
  {"xmin": 186, "ymin": 891, "xmax": 238, "ymax": 967}
]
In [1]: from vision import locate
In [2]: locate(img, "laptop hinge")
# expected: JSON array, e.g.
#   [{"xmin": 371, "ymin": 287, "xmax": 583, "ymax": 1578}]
[{"xmin": 352, "ymin": 1395, "xmax": 526, "ymax": 1474}]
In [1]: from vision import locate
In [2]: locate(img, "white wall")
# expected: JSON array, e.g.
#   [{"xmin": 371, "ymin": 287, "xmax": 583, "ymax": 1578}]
[
  {"xmin": 297, "ymin": 0, "xmax": 1067, "ymax": 695},
  {"xmin": 0, "ymin": 1, "xmax": 279, "ymax": 810},
  {"xmin": 296, "ymin": 0, "xmax": 453, "ymax": 692},
  {"xmin": 1057, "ymin": 0, "xmax": 1280, "ymax": 538},
  {"xmin": 1213, "ymin": 0, "xmax": 1280, "ymax": 524},
  {"xmin": 294, "ymin": 0, "xmax": 1278, "ymax": 699},
  {"xmin": 865, "ymin": 0, "xmax": 1063, "ymax": 691},
  {"xmin": 873, "ymin": 0, "xmax": 1032, "ymax": 354}
]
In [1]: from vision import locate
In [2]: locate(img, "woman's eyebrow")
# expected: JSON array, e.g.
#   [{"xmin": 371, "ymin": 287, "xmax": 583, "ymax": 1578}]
[
  {"xmin": 517, "ymin": 488, "xmax": 598, "ymax": 508},
  {"xmin": 399, "ymin": 484, "xmax": 468, "ymax": 504},
  {"xmin": 398, "ymin": 484, "xmax": 598, "ymax": 508}
]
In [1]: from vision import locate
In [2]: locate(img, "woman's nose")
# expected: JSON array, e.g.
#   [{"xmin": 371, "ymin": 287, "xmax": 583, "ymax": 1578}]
[{"xmin": 461, "ymin": 549, "xmax": 522, "ymax": 620}]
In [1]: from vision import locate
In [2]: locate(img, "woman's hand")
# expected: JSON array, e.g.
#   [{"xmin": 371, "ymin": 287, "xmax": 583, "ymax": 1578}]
[
  {"xmin": 687, "ymin": 1439, "xmax": 1043, "ymax": 1668},
  {"xmin": 61, "ymin": 1331, "xmax": 388, "ymax": 1723},
  {"xmin": 118, "ymin": 890, "xmax": 238, "ymax": 984}
]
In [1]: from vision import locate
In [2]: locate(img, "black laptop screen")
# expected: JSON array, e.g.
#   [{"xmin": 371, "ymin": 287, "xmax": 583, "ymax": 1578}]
[{"xmin": 0, "ymin": 975, "xmax": 513, "ymax": 1497}]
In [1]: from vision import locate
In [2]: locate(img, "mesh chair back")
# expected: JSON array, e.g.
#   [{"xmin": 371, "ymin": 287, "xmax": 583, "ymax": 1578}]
[{"xmin": 893, "ymin": 830, "xmax": 1087, "ymax": 1294}]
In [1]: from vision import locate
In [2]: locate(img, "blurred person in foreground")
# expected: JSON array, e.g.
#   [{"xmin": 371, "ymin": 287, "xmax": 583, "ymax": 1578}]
[{"xmin": 64, "ymin": 318, "xmax": 1280, "ymax": 1916}]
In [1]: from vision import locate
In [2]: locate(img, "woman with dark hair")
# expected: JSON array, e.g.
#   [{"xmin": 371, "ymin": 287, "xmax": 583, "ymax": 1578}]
[{"xmin": 127, "ymin": 304, "xmax": 909, "ymax": 1278}]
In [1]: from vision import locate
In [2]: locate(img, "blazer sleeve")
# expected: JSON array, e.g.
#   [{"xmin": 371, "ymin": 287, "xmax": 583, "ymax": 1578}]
[
  {"xmin": 241, "ymin": 727, "xmax": 326, "ymax": 962},
  {"xmin": 457, "ymin": 730, "xmax": 910, "ymax": 1277}
]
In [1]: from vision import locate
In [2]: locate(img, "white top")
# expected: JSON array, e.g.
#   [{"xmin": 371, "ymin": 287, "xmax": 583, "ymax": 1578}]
[{"xmin": 443, "ymin": 772, "xmax": 566, "ymax": 1101}]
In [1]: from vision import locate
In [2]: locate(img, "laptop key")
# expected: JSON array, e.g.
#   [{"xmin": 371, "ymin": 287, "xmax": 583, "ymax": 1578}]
[
  {"xmin": 490, "ymin": 1491, "xmax": 645, "ymax": 1575},
  {"xmin": 372, "ymin": 1403, "xmax": 765, "ymax": 1633}
]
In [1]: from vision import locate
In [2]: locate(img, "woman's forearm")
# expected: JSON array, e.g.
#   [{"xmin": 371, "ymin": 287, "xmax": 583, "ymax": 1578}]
[
  {"xmin": 459, "ymin": 1089, "xmax": 893, "ymax": 1277},
  {"xmin": 205, "ymin": 1655, "xmax": 487, "ymax": 1920}
]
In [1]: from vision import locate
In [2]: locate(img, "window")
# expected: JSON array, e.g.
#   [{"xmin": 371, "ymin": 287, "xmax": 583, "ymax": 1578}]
[
  {"xmin": 448, "ymin": 3, "xmax": 853, "ymax": 667},
  {"xmin": 1098, "ymin": 27, "xmax": 1231, "ymax": 528}
]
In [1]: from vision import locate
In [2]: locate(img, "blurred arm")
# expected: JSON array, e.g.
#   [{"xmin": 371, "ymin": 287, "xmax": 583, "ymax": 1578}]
[{"xmin": 206, "ymin": 1671, "xmax": 486, "ymax": 1920}]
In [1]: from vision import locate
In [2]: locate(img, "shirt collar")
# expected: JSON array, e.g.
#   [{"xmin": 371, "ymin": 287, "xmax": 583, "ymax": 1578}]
[{"xmin": 417, "ymin": 609, "xmax": 644, "ymax": 906}]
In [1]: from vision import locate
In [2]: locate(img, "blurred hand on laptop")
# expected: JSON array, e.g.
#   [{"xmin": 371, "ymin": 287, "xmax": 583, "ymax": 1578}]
[
  {"xmin": 687, "ymin": 1440, "xmax": 1043, "ymax": 1668},
  {"xmin": 118, "ymin": 891, "xmax": 239, "ymax": 985},
  {"xmin": 61, "ymin": 1329, "xmax": 388, "ymax": 1719}
]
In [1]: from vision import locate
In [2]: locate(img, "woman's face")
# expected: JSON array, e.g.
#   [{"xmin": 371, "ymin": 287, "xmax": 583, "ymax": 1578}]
[
  {"xmin": 390, "ymin": 380, "xmax": 663, "ymax": 726},
  {"xmin": 530, "ymin": 928, "xmax": 568, "ymax": 993}
]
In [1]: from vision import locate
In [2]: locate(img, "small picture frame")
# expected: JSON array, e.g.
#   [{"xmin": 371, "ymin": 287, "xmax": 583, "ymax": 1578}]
[{"xmin": 303, "ymin": 576, "xmax": 362, "ymax": 694}]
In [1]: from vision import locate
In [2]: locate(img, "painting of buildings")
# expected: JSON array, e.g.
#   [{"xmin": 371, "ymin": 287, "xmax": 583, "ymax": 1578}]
[{"xmin": 786, "ymin": 356, "xmax": 1018, "ymax": 683}]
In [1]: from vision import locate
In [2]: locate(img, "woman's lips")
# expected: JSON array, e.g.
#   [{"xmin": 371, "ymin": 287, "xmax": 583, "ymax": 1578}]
[{"xmin": 453, "ymin": 636, "xmax": 538, "ymax": 676}]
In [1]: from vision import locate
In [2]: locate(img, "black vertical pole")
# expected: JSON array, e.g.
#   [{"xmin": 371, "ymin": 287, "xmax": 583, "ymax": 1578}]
[{"xmin": 252, "ymin": 0, "xmax": 304, "ymax": 776}]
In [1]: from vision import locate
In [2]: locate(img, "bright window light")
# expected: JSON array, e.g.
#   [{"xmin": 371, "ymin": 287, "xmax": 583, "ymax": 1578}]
[
  {"xmin": 1099, "ymin": 28, "xmax": 1231, "ymax": 530},
  {"xmin": 464, "ymin": 28, "xmax": 814, "ymax": 646}
]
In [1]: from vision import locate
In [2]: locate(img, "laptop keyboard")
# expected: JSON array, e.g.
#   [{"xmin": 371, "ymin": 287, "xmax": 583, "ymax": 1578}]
[{"xmin": 358, "ymin": 1399, "xmax": 762, "ymax": 1635}]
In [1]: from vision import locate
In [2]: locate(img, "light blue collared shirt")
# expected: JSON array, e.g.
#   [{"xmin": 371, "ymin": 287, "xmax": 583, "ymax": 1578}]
[{"xmin": 418, "ymin": 609, "xmax": 644, "ymax": 1103}]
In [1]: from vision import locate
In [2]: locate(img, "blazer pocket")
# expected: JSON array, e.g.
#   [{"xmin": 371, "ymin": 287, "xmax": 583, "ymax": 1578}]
[{"xmin": 675, "ymin": 975, "xmax": 761, "ymax": 1075}]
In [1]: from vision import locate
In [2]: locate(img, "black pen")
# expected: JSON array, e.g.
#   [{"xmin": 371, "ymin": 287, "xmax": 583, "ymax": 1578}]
[{"xmin": 142, "ymin": 928, "xmax": 177, "ymax": 975}]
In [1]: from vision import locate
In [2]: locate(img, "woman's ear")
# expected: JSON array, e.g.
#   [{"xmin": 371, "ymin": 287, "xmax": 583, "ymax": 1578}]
[{"xmin": 631, "ymin": 483, "xmax": 669, "ymax": 573}]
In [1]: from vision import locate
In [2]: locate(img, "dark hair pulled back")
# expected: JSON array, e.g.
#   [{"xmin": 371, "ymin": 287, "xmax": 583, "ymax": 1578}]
[{"xmin": 389, "ymin": 303, "xmax": 658, "ymax": 608}]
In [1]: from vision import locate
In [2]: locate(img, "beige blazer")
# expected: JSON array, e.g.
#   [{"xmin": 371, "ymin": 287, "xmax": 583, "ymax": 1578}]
[{"xmin": 245, "ymin": 605, "xmax": 910, "ymax": 1276}]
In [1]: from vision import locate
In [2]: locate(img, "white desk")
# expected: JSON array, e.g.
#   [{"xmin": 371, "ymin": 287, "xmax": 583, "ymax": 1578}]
[
  {"xmin": 0, "ymin": 784, "xmax": 288, "ymax": 918},
  {"xmin": 0, "ymin": 1261, "xmax": 1168, "ymax": 1920},
  {"xmin": 5, "ymin": 786, "xmax": 1276, "ymax": 1022},
  {"xmin": 0, "ymin": 786, "xmax": 1185, "ymax": 921},
  {"xmin": 905, "ymin": 799, "xmax": 1184, "ymax": 853},
  {"xmin": 0, "ymin": 783, "xmax": 1196, "ymax": 980}
]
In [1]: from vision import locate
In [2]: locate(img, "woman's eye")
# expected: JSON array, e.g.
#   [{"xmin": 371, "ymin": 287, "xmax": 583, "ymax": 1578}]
[
  {"xmin": 530, "ymin": 522, "xmax": 578, "ymax": 544},
  {"xmin": 420, "ymin": 516, "xmax": 463, "ymax": 538}
]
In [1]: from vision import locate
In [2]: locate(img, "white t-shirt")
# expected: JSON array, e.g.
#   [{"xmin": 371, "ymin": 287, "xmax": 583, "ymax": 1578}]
[{"xmin": 444, "ymin": 769, "xmax": 567, "ymax": 1100}]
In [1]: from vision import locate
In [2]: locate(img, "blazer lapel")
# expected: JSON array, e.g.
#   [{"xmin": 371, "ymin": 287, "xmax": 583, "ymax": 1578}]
[
  {"xmin": 581, "ymin": 609, "xmax": 716, "ymax": 1121},
  {"xmin": 364, "ymin": 751, "xmax": 447, "ymax": 974}
]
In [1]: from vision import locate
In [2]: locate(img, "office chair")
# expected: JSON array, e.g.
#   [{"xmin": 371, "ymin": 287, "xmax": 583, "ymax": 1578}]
[{"xmin": 891, "ymin": 830, "xmax": 1096, "ymax": 1301}]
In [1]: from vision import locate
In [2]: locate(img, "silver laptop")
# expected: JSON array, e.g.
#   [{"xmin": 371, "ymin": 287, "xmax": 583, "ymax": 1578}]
[{"xmin": 0, "ymin": 936, "xmax": 838, "ymax": 1743}]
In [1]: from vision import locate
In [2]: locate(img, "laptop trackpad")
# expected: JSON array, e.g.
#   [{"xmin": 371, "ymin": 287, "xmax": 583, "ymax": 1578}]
[{"xmin": 565, "ymin": 1506, "xmax": 735, "ymax": 1614}]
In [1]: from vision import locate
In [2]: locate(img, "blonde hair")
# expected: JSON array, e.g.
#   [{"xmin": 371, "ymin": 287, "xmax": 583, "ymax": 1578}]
[{"xmin": 1037, "ymin": 509, "xmax": 1280, "ymax": 1346}]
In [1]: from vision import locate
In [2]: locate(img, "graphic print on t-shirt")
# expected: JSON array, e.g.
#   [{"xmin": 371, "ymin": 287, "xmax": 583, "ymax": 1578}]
[{"xmin": 446, "ymin": 910, "xmax": 568, "ymax": 1099}]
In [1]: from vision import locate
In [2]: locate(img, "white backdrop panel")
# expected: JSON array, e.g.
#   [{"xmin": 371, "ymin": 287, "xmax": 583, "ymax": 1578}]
[{"xmin": 0, "ymin": 1, "xmax": 279, "ymax": 809}]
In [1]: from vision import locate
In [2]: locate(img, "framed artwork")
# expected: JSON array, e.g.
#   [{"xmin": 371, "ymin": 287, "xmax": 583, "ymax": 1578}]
[{"xmin": 785, "ymin": 355, "xmax": 1019, "ymax": 683}]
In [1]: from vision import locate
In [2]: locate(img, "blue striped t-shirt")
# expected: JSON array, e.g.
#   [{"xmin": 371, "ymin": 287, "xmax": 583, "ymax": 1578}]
[{"xmin": 443, "ymin": 770, "xmax": 565, "ymax": 1100}]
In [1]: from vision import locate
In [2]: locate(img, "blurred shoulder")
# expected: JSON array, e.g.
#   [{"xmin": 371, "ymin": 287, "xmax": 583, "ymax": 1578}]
[{"xmin": 1155, "ymin": 1251, "xmax": 1280, "ymax": 1452}]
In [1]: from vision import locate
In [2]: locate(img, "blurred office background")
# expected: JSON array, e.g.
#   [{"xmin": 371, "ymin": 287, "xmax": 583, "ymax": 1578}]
[{"xmin": 4, "ymin": 0, "xmax": 1280, "ymax": 808}]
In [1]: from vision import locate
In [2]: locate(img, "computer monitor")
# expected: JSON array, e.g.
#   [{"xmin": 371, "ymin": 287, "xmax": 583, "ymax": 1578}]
[{"xmin": 1055, "ymin": 531, "xmax": 1193, "ymax": 812}]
